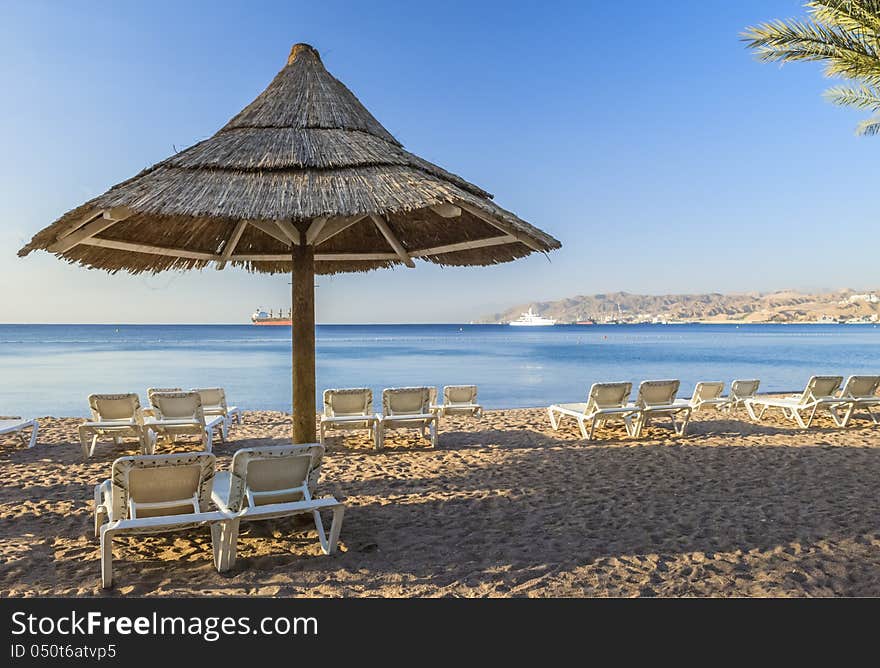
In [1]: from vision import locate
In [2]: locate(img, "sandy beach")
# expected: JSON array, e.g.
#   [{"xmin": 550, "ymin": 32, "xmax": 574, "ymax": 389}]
[{"xmin": 1, "ymin": 405, "xmax": 879, "ymax": 597}]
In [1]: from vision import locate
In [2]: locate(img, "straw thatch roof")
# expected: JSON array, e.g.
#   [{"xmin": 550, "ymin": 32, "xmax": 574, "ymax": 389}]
[{"xmin": 19, "ymin": 43, "xmax": 560, "ymax": 275}]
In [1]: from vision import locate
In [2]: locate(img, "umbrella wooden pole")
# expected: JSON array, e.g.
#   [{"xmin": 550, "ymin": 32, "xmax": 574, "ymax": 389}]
[{"xmin": 291, "ymin": 241, "xmax": 317, "ymax": 443}]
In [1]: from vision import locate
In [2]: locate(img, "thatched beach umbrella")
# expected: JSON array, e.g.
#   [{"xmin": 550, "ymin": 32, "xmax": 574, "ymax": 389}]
[{"xmin": 19, "ymin": 43, "xmax": 561, "ymax": 443}]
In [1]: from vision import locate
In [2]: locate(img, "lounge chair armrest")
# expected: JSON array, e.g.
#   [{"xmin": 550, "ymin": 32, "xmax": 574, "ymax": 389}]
[
  {"xmin": 81, "ymin": 420, "xmax": 139, "ymax": 429},
  {"xmin": 144, "ymin": 418, "xmax": 201, "ymax": 428},
  {"xmin": 381, "ymin": 413, "xmax": 436, "ymax": 421},
  {"xmin": 595, "ymin": 406, "xmax": 637, "ymax": 416},
  {"xmin": 108, "ymin": 511, "xmax": 230, "ymax": 533},
  {"xmin": 232, "ymin": 496, "xmax": 343, "ymax": 520},
  {"xmin": 322, "ymin": 414, "xmax": 377, "ymax": 423},
  {"xmin": 94, "ymin": 479, "xmax": 112, "ymax": 507},
  {"xmin": 211, "ymin": 471, "xmax": 233, "ymax": 511}
]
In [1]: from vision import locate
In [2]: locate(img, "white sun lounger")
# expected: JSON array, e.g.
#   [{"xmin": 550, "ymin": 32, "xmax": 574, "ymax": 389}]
[
  {"xmin": 831, "ymin": 375, "xmax": 880, "ymax": 427},
  {"xmin": 211, "ymin": 444, "xmax": 344, "ymax": 570},
  {"xmin": 628, "ymin": 379, "xmax": 691, "ymax": 438},
  {"xmin": 745, "ymin": 375, "xmax": 844, "ymax": 429},
  {"xmin": 193, "ymin": 388, "xmax": 241, "ymax": 440},
  {"xmin": 432, "ymin": 385, "xmax": 483, "ymax": 419},
  {"xmin": 320, "ymin": 388, "xmax": 381, "ymax": 450},
  {"xmin": 379, "ymin": 387, "xmax": 438, "ymax": 449},
  {"xmin": 724, "ymin": 379, "xmax": 761, "ymax": 416},
  {"xmin": 143, "ymin": 387, "xmax": 182, "ymax": 418},
  {"xmin": 93, "ymin": 452, "xmax": 229, "ymax": 588},
  {"xmin": 145, "ymin": 391, "xmax": 225, "ymax": 453},
  {"xmin": 0, "ymin": 417, "xmax": 39, "ymax": 449},
  {"xmin": 78, "ymin": 393, "xmax": 151, "ymax": 459},
  {"xmin": 547, "ymin": 382, "xmax": 634, "ymax": 440},
  {"xmin": 680, "ymin": 381, "xmax": 728, "ymax": 412}
]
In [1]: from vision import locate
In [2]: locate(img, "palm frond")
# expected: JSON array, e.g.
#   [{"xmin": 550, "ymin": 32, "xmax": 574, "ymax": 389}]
[
  {"xmin": 744, "ymin": 1, "xmax": 880, "ymax": 136},
  {"xmin": 855, "ymin": 114, "xmax": 880, "ymax": 133},
  {"xmin": 742, "ymin": 19, "xmax": 880, "ymax": 84},
  {"xmin": 808, "ymin": 0, "xmax": 880, "ymax": 35},
  {"xmin": 823, "ymin": 84, "xmax": 880, "ymax": 109}
]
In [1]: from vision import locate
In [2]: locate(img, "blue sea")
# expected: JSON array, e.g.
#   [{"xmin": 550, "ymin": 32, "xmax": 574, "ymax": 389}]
[{"xmin": 0, "ymin": 323, "xmax": 878, "ymax": 417}]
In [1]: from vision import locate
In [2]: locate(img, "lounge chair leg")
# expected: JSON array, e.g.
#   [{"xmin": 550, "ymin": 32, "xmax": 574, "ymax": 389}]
[
  {"xmin": 674, "ymin": 410, "xmax": 690, "ymax": 436},
  {"xmin": 78, "ymin": 427, "xmax": 89, "ymax": 459},
  {"xmin": 211, "ymin": 523, "xmax": 221, "ymax": 570},
  {"xmin": 89, "ymin": 435, "xmax": 99, "ymax": 458},
  {"xmin": 430, "ymin": 421, "xmax": 438, "ymax": 448},
  {"xmin": 94, "ymin": 508, "xmax": 106, "ymax": 538},
  {"xmin": 548, "ymin": 408, "xmax": 560, "ymax": 430},
  {"xmin": 204, "ymin": 430, "xmax": 212, "ymax": 454},
  {"xmin": 314, "ymin": 505, "xmax": 345, "ymax": 554},
  {"xmin": 375, "ymin": 423, "xmax": 384, "ymax": 451},
  {"xmin": 100, "ymin": 527, "xmax": 114, "ymax": 589},
  {"xmin": 587, "ymin": 418, "xmax": 597, "ymax": 441},
  {"xmin": 327, "ymin": 505, "xmax": 344, "ymax": 553},
  {"xmin": 312, "ymin": 509, "xmax": 329, "ymax": 553},
  {"xmin": 577, "ymin": 418, "xmax": 589, "ymax": 441},
  {"xmin": 217, "ymin": 519, "xmax": 239, "ymax": 571},
  {"xmin": 842, "ymin": 404, "xmax": 856, "ymax": 427},
  {"xmin": 211, "ymin": 521, "xmax": 235, "ymax": 572}
]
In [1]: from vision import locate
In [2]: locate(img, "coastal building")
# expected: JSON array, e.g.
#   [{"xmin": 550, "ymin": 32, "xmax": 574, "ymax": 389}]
[{"xmin": 840, "ymin": 293, "xmax": 879, "ymax": 305}]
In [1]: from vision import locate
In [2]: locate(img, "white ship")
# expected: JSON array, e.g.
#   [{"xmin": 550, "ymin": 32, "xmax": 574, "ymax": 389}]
[{"xmin": 509, "ymin": 308, "xmax": 556, "ymax": 327}]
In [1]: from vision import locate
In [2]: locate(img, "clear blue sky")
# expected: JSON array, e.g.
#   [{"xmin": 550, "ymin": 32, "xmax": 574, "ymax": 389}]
[{"xmin": 1, "ymin": 0, "xmax": 876, "ymax": 323}]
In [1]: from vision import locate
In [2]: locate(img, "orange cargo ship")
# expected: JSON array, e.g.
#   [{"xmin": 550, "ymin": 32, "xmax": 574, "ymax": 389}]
[{"xmin": 251, "ymin": 307, "xmax": 292, "ymax": 326}]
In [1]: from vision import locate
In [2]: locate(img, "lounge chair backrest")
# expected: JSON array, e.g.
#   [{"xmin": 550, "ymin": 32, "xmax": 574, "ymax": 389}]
[
  {"xmin": 636, "ymin": 380, "xmax": 680, "ymax": 407},
  {"xmin": 383, "ymin": 387, "xmax": 431, "ymax": 415},
  {"xmin": 730, "ymin": 379, "xmax": 760, "ymax": 399},
  {"xmin": 110, "ymin": 452, "xmax": 215, "ymax": 520},
  {"xmin": 444, "ymin": 385, "xmax": 478, "ymax": 405},
  {"xmin": 802, "ymin": 375, "xmax": 843, "ymax": 402},
  {"xmin": 586, "ymin": 382, "xmax": 632, "ymax": 411},
  {"xmin": 149, "ymin": 391, "xmax": 205, "ymax": 423},
  {"xmin": 146, "ymin": 388, "xmax": 183, "ymax": 407},
  {"xmin": 323, "ymin": 388, "xmax": 372, "ymax": 417},
  {"xmin": 194, "ymin": 388, "xmax": 227, "ymax": 412},
  {"xmin": 89, "ymin": 393, "xmax": 141, "ymax": 422},
  {"xmin": 226, "ymin": 444, "xmax": 324, "ymax": 512},
  {"xmin": 429, "ymin": 387, "xmax": 438, "ymax": 406},
  {"xmin": 841, "ymin": 375, "xmax": 880, "ymax": 399},
  {"xmin": 694, "ymin": 381, "xmax": 724, "ymax": 401}
]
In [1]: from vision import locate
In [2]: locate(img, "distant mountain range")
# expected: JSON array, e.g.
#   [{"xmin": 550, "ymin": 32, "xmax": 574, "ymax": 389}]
[{"xmin": 478, "ymin": 290, "xmax": 880, "ymax": 324}]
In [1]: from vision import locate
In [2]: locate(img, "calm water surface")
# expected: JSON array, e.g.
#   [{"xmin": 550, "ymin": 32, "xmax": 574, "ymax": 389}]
[{"xmin": 0, "ymin": 323, "xmax": 878, "ymax": 416}]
